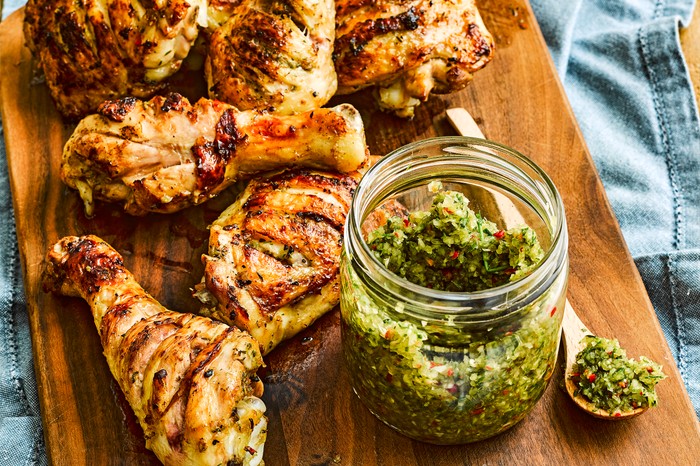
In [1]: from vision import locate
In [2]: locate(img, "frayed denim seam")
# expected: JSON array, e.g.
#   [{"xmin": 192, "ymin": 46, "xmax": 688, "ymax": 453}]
[
  {"xmin": 1, "ymin": 182, "xmax": 32, "ymax": 419},
  {"xmin": 638, "ymin": 25, "xmax": 686, "ymax": 251},
  {"xmin": 637, "ymin": 17, "xmax": 689, "ymax": 387},
  {"xmin": 653, "ymin": 0, "xmax": 664, "ymax": 19},
  {"xmin": 29, "ymin": 419, "xmax": 43, "ymax": 466},
  {"xmin": 665, "ymin": 253, "xmax": 688, "ymax": 382}
]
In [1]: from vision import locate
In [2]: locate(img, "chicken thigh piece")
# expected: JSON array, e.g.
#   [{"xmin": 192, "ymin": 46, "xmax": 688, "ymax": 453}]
[
  {"xmin": 334, "ymin": 0, "xmax": 494, "ymax": 118},
  {"xmin": 24, "ymin": 0, "xmax": 206, "ymax": 119},
  {"xmin": 195, "ymin": 168, "xmax": 359, "ymax": 355},
  {"xmin": 42, "ymin": 235, "xmax": 267, "ymax": 466},
  {"xmin": 62, "ymin": 93, "xmax": 368, "ymax": 216},
  {"xmin": 205, "ymin": 0, "xmax": 337, "ymax": 114}
]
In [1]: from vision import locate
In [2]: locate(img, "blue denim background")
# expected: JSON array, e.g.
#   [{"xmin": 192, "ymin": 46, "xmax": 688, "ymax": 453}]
[{"xmin": 1, "ymin": 0, "xmax": 699, "ymax": 462}]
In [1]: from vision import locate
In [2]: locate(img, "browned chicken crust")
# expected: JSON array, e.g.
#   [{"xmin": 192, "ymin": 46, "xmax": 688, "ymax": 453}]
[
  {"xmin": 23, "ymin": 0, "xmax": 205, "ymax": 119},
  {"xmin": 334, "ymin": 0, "xmax": 494, "ymax": 117},
  {"xmin": 195, "ymin": 168, "xmax": 358, "ymax": 355},
  {"xmin": 42, "ymin": 235, "xmax": 267, "ymax": 466},
  {"xmin": 61, "ymin": 93, "xmax": 368, "ymax": 216},
  {"xmin": 205, "ymin": 0, "xmax": 337, "ymax": 114}
]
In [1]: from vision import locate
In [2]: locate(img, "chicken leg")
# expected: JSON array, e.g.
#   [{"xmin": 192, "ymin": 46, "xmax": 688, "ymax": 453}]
[
  {"xmin": 42, "ymin": 235, "xmax": 268, "ymax": 466},
  {"xmin": 61, "ymin": 93, "xmax": 368, "ymax": 216}
]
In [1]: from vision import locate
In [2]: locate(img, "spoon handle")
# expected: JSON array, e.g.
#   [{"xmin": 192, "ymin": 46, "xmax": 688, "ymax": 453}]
[{"xmin": 447, "ymin": 106, "xmax": 590, "ymax": 355}]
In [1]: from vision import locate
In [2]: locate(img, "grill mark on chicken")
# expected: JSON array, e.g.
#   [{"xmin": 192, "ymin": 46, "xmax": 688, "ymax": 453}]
[
  {"xmin": 334, "ymin": 6, "xmax": 422, "ymax": 58},
  {"xmin": 98, "ymin": 97, "xmax": 138, "ymax": 122},
  {"xmin": 160, "ymin": 92, "xmax": 188, "ymax": 112},
  {"xmin": 42, "ymin": 235, "xmax": 267, "ymax": 465},
  {"xmin": 192, "ymin": 109, "xmax": 248, "ymax": 192},
  {"xmin": 467, "ymin": 22, "xmax": 493, "ymax": 59},
  {"xmin": 197, "ymin": 168, "xmax": 359, "ymax": 355}
]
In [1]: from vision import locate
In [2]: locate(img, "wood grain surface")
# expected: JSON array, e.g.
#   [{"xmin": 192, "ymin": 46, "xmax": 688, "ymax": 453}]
[{"xmin": 1, "ymin": 1, "xmax": 699, "ymax": 464}]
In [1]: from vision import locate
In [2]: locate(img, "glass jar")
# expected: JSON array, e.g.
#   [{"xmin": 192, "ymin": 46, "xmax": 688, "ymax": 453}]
[{"xmin": 340, "ymin": 137, "xmax": 568, "ymax": 444}]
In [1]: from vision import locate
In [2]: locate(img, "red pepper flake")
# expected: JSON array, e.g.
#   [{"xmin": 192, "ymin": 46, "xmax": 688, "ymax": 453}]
[
  {"xmin": 450, "ymin": 250, "xmax": 459, "ymax": 260},
  {"xmin": 393, "ymin": 231, "xmax": 400, "ymax": 238},
  {"xmin": 618, "ymin": 381, "xmax": 627, "ymax": 388},
  {"xmin": 446, "ymin": 368, "xmax": 454, "ymax": 377},
  {"xmin": 614, "ymin": 412, "xmax": 621, "ymax": 418},
  {"xmin": 494, "ymin": 230, "xmax": 505, "ymax": 239},
  {"xmin": 444, "ymin": 207, "xmax": 454, "ymax": 214},
  {"xmin": 571, "ymin": 372, "xmax": 580, "ymax": 378},
  {"xmin": 485, "ymin": 365, "xmax": 493, "ymax": 371},
  {"xmin": 470, "ymin": 407, "xmax": 485, "ymax": 415},
  {"xmin": 447, "ymin": 385, "xmax": 459, "ymax": 395},
  {"xmin": 403, "ymin": 218, "xmax": 410, "ymax": 227},
  {"xmin": 430, "ymin": 361, "xmax": 442, "ymax": 368},
  {"xmin": 504, "ymin": 331, "xmax": 513, "ymax": 336},
  {"xmin": 504, "ymin": 268, "xmax": 517, "ymax": 275},
  {"xmin": 244, "ymin": 446, "xmax": 257, "ymax": 455},
  {"xmin": 549, "ymin": 306, "xmax": 557, "ymax": 317},
  {"xmin": 588, "ymin": 374, "xmax": 597, "ymax": 382},
  {"xmin": 502, "ymin": 389, "xmax": 510, "ymax": 395},
  {"xmin": 386, "ymin": 373, "xmax": 393, "ymax": 383},
  {"xmin": 646, "ymin": 367, "xmax": 654, "ymax": 373},
  {"xmin": 384, "ymin": 329, "xmax": 394, "ymax": 339}
]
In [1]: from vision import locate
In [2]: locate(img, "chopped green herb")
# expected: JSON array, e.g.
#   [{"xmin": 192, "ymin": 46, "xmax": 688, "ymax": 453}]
[
  {"xmin": 367, "ymin": 187, "xmax": 543, "ymax": 291},
  {"xmin": 341, "ymin": 187, "xmax": 564, "ymax": 444},
  {"xmin": 571, "ymin": 336, "xmax": 666, "ymax": 414}
]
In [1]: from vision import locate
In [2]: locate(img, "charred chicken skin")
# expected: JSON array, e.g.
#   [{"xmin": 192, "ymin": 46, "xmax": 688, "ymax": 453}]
[
  {"xmin": 23, "ymin": 0, "xmax": 206, "ymax": 119},
  {"xmin": 205, "ymin": 0, "xmax": 337, "ymax": 114},
  {"xmin": 61, "ymin": 93, "xmax": 368, "ymax": 216},
  {"xmin": 334, "ymin": 0, "xmax": 495, "ymax": 118},
  {"xmin": 195, "ymin": 168, "xmax": 358, "ymax": 355},
  {"xmin": 42, "ymin": 235, "xmax": 267, "ymax": 466}
]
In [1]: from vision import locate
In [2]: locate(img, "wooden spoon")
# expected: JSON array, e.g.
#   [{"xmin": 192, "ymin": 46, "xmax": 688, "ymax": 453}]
[
  {"xmin": 561, "ymin": 300, "xmax": 646, "ymax": 419},
  {"xmin": 445, "ymin": 107, "xmax": 646, "ymax": 420}
]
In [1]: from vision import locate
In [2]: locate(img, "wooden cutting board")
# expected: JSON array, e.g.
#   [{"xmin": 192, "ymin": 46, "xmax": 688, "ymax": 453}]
[{"xmin": 1, "ymin": 2, "xmax": 699, "ymax": 464}]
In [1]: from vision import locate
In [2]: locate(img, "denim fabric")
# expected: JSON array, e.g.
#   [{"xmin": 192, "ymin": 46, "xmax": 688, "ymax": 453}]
[
  {"xmin": 531, "ymin": 0, "xmax": 700, "ymax": 416},
  {"xmin": 0, "ymin": 0, "xmax": 698, "ymax": 462},
  {"xmin": 1, "ymin": 4, "xmax": 47, "ymax": 466}
]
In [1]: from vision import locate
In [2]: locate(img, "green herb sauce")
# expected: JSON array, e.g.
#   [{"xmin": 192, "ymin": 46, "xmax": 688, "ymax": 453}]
[
  {"xmin": 571, "ymin": 336, "xmax": 666, "ymax": 414},
  {"xmin": 340, "ymin": 187, "xmax": 566, "ymax": 444},
  {"xmin": 367, "ymin": 186, "xmax": 544, "ymax": 292}
]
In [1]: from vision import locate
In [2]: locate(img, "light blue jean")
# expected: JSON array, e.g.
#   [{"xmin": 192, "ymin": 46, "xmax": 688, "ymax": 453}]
[
  {"xmin": 1, "ymin": 0, "xmax": 699, "ymax": 463},
  {"xmin": 531, "ymin": 0, "xmax": 700, "ymax": 417}
]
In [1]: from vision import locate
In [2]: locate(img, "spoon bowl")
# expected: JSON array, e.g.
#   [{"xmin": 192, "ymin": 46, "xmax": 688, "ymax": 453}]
[{"xmin": 561, "ymin": 300, "xmax": 647, "ymax": 419}]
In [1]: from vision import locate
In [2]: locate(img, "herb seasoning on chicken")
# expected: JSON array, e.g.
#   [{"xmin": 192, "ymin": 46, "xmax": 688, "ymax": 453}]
[
  {"xmin": 42, "ymin": 235, "xmax": 267, "ymax": 465},
  {"xmin": 196, "ymin": 168, "xmax": 360, "ymax": 355}
]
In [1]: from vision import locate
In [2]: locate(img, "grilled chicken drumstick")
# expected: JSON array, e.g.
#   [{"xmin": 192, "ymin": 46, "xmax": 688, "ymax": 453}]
[
  {"xmin": 62, "ymin": 93, "xmax": 368, "ymax": 216},
  {"xmin": 195, "ymin": 168, "xmax": 359, "ymax": 355},
  {"xmin": 42, "ymin": 235, "xmax": 268, "ymax": 466}
]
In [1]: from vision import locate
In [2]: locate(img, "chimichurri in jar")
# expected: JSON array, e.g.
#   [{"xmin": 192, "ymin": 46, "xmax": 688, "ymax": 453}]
[{"xmin": 340, "ymin": 137, "xmax": 569, "ymax": 445}]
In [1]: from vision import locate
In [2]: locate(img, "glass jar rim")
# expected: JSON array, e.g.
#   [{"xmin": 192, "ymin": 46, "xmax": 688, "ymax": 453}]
[{"xmin": 346, "ymin": 136, "xmax": 568, "ymax": 319}]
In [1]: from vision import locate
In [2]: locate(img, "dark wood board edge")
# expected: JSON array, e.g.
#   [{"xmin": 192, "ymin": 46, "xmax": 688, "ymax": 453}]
[{"xmin": 1, "ymin": 1, "xmax": 699, "ymax": 464}]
